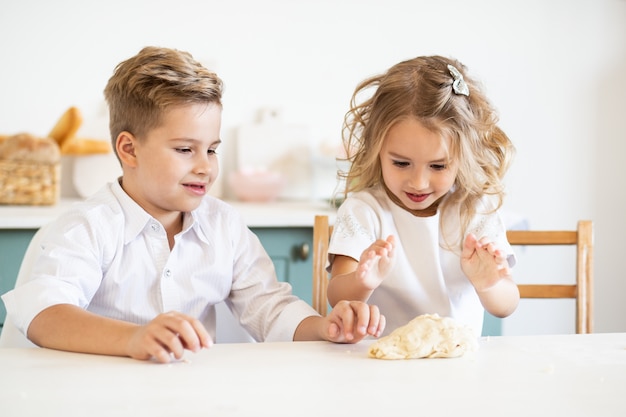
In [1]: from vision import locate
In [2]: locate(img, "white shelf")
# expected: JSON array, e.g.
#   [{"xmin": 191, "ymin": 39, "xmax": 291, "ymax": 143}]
[{"xmin": 0, "ymin": 199, "xmax": 336, "ymax": 229}]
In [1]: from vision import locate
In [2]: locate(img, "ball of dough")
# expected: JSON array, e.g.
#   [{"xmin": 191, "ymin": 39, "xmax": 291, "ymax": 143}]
[{"xmin": 368, "ymin": 313, "xmax": 478, "ymax": 360}]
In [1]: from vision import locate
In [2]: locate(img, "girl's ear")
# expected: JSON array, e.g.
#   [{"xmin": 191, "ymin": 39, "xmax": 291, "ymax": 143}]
[{"xmin": 116, "ymin": 132, "xmax": 138, "ymax": 168}]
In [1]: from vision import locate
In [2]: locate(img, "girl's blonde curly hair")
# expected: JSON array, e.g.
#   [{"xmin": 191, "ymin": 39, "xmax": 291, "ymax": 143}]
[{"xmin": 340, "ymin": 55, "xmax": 514, "ymax": 240}]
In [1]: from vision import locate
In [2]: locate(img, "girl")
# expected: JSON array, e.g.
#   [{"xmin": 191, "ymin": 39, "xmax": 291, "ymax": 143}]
[{"xmin": 326, "ymin": 56, "xmax": 519, "ymax": 337}]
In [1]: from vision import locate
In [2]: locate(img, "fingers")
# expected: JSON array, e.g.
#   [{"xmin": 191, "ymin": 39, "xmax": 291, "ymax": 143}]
[
  {"xmin": 327, "ymin": 322, "xmax": 340, "ymax": 339},
  {"xmin": 357, "ymin": 236, "xmax": 396, "ymax": 284},
  {"xmin": 188, "ymin": 317, "xmax": 213, "ymax": 349},
  {"xmin": 356, "ymin": 250, "xmax": 379, "ymax": 280},
  {"xmin": 328, "ymin": 301, "xmax": 386, "ymax": 344},
  {"xmin": 357, "ymin": 301, "xmax": 384, "ymax": 337},
  {"xmin": 476, "ymin": 238, "xmax": 508, "ymax": 266},
  {"xmin": 465, "ymin": 234, "xmax": 507, "ymax": 263},
  {"xmin": 461, "ymin": 233, "xmax": 478, "ymax": 260},
  {"xmin": 347, "ymin": 301, "xmax": 371, "ymax": 338},
  {"xmin": 350, "ymin": 301, "xmax": 385, "ymax": 340},
  {"xmin": 361, "ymin": 237, "xmax": 394, "ymax": 261},
  {"xmin": 131, "ymin": 312, "xmax": 212, "ymax": 363},
  {"xmin": 369, "ymin": 305, "xmax": 386, "ymax": 337},
  {"xmin": 462, "ymin": 234, "xmax": 512, "ymax": 292}
]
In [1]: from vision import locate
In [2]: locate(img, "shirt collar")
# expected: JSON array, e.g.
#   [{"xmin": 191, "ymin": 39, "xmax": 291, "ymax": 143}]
[
  {"xmin": 187, "ymin": 202, "xmax": 212, "ymax": 246},
  {"xmin": 110, "ymin": 179, "xmax": 152, "ymax": 244},
  {"xmin": 111, "ymin": 178, "xmax": 208, "ymax": 245}
]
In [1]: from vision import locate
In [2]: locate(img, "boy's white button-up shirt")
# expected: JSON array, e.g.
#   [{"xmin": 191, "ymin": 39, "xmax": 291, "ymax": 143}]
[{"xmin": 2, "ymin": 180, "xmax": 316, "ymax": 342}]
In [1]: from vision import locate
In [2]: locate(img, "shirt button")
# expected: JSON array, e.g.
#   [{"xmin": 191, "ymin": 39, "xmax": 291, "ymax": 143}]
[
  {"xmin": 151, "ymin": 223, "xmax": 160, "ymax": 232},
  {"xmin": 164, "ymin": 269, "xmax": 172, "ymax": 278}
]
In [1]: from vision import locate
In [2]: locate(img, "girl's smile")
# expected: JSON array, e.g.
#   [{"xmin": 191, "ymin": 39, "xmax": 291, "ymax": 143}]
[{"xmin": 406, "ymin": 192, "xmax": 431, "ymax": 203}]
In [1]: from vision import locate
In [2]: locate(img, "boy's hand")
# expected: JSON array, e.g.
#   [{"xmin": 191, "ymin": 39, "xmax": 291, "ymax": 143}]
[
  {"xmin": 323, "ymin": 300, "xmax": 385, "ymax": 343},
  {"xmin": 127, "ymin": 311, "xmax": 213, "ymax": 363}
]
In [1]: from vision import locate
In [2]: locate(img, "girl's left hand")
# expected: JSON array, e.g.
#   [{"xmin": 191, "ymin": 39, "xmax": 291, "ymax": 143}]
[{"xmin": 461, "ymin": 233, "xmax": 511, "ymax": 291}]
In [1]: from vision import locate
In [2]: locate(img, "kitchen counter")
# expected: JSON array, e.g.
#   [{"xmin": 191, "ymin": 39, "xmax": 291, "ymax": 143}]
[{"xmin": 0, "ymin": 198, "xmax": 337, "ymax": 229}]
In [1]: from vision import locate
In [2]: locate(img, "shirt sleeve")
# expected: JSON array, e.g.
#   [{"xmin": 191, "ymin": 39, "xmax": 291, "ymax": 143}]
[
  {"xmin": 327, "ymin": 195, "xmax": 381, "ymax": 268},
  {"xmin": 1, "ymin": 214, "xmax": 107, "ymax": 336},
  {"xmin": 225, "ymin": 213, "xmax": 319, "ymax": 342}
]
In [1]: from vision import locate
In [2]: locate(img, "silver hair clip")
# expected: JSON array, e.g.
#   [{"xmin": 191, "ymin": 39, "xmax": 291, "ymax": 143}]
[{"xmin": 447, "ymin": 64, "xmax": 470, "ymax": 96}]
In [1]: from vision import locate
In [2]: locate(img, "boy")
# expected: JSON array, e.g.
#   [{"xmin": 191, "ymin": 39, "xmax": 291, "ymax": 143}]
[{"xmin": 1, "ymin": 46, "xmax": 385, "ymax": 363}]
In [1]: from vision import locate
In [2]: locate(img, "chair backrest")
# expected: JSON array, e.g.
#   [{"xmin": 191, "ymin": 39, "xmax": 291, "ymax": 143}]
[
  {"xmin": 312, "ymin": 215, "xmax": 331, "ymax": 316},
  {"xmin": 506, "ymin": 220, "xmax": 593, "ymax": 334},
  {"xmin": 311, "ymin": 215, "xmax": 593, "ymax": 333}
]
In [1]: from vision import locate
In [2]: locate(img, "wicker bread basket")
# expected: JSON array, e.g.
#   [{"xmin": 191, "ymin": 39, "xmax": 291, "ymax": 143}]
[
  {"xmin": 0, "ymin": 133, "xmax": 61, "ymax": 206},
  {"xmin": 0, "ymin": 160, "xmax": 60, "ymax": 205}
]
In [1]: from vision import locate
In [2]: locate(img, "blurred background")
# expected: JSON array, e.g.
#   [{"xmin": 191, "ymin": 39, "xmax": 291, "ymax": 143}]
[{"xmin": 1, "ymin": 0, "xmax": 624, "ymax": 335}]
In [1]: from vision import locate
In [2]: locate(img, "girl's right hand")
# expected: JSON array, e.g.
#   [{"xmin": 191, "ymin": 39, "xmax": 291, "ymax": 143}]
[{"xmin": 355, "ymin": 235, "xmax": 395, "ymax": 290}]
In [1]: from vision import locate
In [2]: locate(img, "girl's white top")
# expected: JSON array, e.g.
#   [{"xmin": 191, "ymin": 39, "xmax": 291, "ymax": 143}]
[{"xmin": 328, "ymin": 185, "xmax": 515, "ymax": 337}]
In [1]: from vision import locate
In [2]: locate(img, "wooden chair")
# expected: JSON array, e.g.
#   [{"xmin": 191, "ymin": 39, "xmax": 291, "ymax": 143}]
[
  {"xmin": 312, "ymin": 215, "xmax": 331, "ymax": 316},
  {"xmin": 507, "ymin": 220, "xmax": 593, "ymax": 334},
  {"xmin": 311, "ymin": 215, "xmax": 594, "ymax": 333}
]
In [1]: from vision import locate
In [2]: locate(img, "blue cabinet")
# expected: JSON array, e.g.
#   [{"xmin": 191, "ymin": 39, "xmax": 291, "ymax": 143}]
[
  {"xmin": 251, "ymin": 227, "xmax": 313, "ymax": 304},
  {"xmin": 0, "ymin": 230, "xmax": 37, "ymax": 327},
  {"xmin": 481, "ymin": 312, "xmax": 502, "ymax": 336}
]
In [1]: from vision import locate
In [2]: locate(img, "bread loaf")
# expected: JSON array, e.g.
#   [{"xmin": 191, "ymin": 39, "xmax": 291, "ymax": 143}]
[
  {"xmin": 61, "ymin": 138, "xmax": 111, "ymax": 155},
  {"xmin": 0, "ymin": 133, "xmax": 60, "ymax": 164},
  {"xmin": 48, "ymin": 106, "xmax": 83, "ymax": 147}
]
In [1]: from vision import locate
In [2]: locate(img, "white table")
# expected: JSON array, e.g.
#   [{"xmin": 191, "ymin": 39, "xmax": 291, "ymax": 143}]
[{"xmin": 1, "ymin": 333, "xmax": 624, "ymax": 417}]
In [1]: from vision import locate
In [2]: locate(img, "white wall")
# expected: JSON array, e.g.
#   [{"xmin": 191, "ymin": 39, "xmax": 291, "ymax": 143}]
[{"xmin": 1, "ymin": 0, "xmax": 625, "ymax": 334}]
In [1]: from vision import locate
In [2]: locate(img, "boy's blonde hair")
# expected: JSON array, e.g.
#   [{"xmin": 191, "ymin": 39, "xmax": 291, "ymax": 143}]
[
  {"xmin": 104, "ymin": 46, "xmax": 223, "ymax": 158},
  {"xmin": 341, "ymin": 55, "xmax": 514, "ymax": 239}
]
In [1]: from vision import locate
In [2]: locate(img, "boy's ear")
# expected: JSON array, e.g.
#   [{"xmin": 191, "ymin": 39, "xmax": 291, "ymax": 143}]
[{"xmin": 116, "ymin": 132, "xmax": 138, "ymax": 167}]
